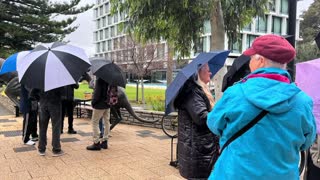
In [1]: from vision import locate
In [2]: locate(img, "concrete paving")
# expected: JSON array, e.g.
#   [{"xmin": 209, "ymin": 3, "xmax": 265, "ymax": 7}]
[{"xmin": 0, "ymin": 114, "xmax": 182, "ymax": 180}]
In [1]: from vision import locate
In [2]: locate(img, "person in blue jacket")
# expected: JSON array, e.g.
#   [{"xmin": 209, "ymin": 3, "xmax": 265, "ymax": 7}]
[{"xmin": 207, "ymin": 34, "xmax": 316, "ymax": 180}]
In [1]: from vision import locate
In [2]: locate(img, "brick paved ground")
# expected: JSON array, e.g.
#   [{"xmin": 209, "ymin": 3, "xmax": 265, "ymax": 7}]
[{"xmin": 0, "ymin": 114, "xmax": 182, "ymax": 180}]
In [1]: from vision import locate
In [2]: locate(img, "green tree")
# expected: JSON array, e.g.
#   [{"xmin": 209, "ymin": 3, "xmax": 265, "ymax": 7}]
[
  {"xmin": 296, "ymin": 42, "xmax": 320, "ymax": 62},
  {"xmin": 0, "ymin": 0, "xmax": 92, "ymax": 57},
  {"xmin": 299, "ymin": 0, "xmax": 320, "ymax": 43},
  {"xmin": 110, "ymin": 0, "xmax": 268, "ymax": 99}
]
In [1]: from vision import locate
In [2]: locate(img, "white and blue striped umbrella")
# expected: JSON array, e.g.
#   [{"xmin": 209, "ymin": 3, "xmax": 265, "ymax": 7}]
[{"xmin": 17, "ymin": 42, "xmax": 91, "ymax": 91}]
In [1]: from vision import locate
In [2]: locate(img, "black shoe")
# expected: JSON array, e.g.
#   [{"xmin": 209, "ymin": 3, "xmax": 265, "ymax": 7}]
[
  {"xmin": 52, "ymin": 150, "xmax": 65, "ymax": 157},
  {"xmin": 68, "ymin": 129, "xmax": 77, "ymax": 134},
  {"xmin": 86, "ymin": 142, "xmax": 101, "ymax": 151},
  {"xmin": 100, "ymin": 140, "xmax": 108, "ymax": 149}
]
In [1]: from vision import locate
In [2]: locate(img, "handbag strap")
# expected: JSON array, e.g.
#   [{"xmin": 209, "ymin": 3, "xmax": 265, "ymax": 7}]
[{"xmin": 220, "ymin": 110, "xmax": 268, "ymax": 154}]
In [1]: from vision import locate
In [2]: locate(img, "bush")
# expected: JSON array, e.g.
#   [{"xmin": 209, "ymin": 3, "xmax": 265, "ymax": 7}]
[{"xmin": 147, "ymin": 95, "xmax": 165, "ymax": 111}]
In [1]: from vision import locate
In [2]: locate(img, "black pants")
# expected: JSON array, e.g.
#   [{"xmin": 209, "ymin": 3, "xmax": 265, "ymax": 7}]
[
  {"xmin": 61, "ymin": 100, "xmax": 75, "ymax": 131},
  {"xmin": 307, "ymin": 150, "xmax": 320, "ymax": 180},
  {"xmin": 22, "ymin": 110, "xmax": 38, "ymax": 143},
  {"xmin": 38, "ymin": 103, "xmax": 62, "ymax": 152}
]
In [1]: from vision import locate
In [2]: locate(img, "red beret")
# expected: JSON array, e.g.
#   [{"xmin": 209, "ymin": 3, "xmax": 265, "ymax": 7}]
[{"xmin": 243, "ymin": 34, "xmax": 296, "ymax": 64}]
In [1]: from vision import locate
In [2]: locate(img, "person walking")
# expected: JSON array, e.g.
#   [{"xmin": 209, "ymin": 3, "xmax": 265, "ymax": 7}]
[
  {"xmin": 174, "ymin": 63, "xmax": 219, "ymax": 179},
  {"xmin": 20, "ymin": 85, "xmax": 38, "ymax": 145},
  {"xmin": 31, "ymin": 87, "xmax": 64, "ymax": 156},
  {"xmin": 61, "ymin": 84, "xmax": 78, "ymax": 134},
  {"xmin": 207, "ymin": 34, "xmax": 316, "ymax": 179},
  {"xmin": 86, "ymin": 77, "xmax": 110, "ymax": 151}
]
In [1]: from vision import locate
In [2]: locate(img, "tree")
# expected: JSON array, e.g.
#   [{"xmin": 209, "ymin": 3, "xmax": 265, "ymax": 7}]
[
  {"xmin": 299, "ymin": 0, "xmax": 320, "ymax": 43},
  {"xmin": 110, "ymin": 0, "xmax": 269, "ymax": 99},
  {"xmin": 296, "ymin": 42, "xmax": 320, "ymax": 62},
  {"xmin": 0, "ymin": 0, "xmax": 92, "ymax": 57}
]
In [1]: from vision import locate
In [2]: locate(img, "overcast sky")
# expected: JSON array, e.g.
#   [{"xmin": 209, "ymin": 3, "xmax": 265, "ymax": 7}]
[{"xmin": 55, "ymin": 0, "xmax": 314, "ymax": 57}]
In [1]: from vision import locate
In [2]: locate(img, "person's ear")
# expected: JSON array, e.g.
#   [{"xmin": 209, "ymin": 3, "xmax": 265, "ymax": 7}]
[{"xmin": 258, "ymin": 56, "xmax": 266, "ymax": 68}]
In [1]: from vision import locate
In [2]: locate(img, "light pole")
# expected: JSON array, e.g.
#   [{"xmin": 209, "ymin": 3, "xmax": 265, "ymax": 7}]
[{"xmin": 287, "ymin": 0, "xmax": 298, "ymax": 79}]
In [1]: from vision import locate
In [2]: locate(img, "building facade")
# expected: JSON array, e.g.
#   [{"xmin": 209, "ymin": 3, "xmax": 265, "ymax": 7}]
[{"xmin": 93, "ymin": 0, "xmax": 300, "ymax": 81}]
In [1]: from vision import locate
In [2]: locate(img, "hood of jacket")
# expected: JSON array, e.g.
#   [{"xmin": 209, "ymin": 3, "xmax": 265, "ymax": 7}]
[{"xmin": 240, "ymin": 68, "xmax": 301, "ymax": 114}]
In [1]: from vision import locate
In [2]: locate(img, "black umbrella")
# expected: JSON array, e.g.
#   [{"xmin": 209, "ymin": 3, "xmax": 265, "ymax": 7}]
[
  {"xmin": 222, "ymin": 54, "xmax": 251, "ymax": 92},
  {"xmin": 90, "ymin": 57, "xmax": 126, "ymax": 88}
]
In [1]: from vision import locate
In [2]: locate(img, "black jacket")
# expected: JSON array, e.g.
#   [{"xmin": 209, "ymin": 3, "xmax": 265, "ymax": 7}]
[
  {"xmin": 91, "ymin": 78, "xmax": 110, "ymax": 109},
  {"xmin": 30, "ymin": 88, "xmax": 62, "ymax": 106},
  {"xmin": 174, "ymin": 79, "xmax": 219, "ymax": 179},
  {"xmin": 61, "ymin": 84, "xmax": 78, "ymax": 101}
]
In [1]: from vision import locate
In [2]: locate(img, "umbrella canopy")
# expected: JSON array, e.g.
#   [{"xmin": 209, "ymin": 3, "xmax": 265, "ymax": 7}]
[
  {"xmin": 17, "ymin": 42, "xmax": 91, "ymax": 91},
  {"xmin": 296, "ymin": 58, "xmax": 320, "ymax": 134},
  {"xmin": 165, "ymin": 50, "xmax": 230, "ymax": 115},
  {"xmin": 0, "ymin": 51, "xmax": 29, "ymax": 75},
  {"xmin": 90, "ymin": 57, "xmax": 126, "ymax": 88},
  {"xmin": 222, "ymin": 54, "xmax": 251, "ymax": 92}
]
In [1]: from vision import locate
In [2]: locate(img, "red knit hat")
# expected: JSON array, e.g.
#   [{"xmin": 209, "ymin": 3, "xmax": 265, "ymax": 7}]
[{"xmin": 243, "ymin": 34, "xmax": 296, "ymax": 64}]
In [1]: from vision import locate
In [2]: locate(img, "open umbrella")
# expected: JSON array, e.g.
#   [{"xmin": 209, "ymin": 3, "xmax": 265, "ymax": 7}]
[
  {"xmin": 0, "ymin": 51, "xmax": 29, "ymax": 75},
  {"xmin": 17, "ymin": 42, "xmax": 91, "ymax": 91},
  {"xmin": 296, "ymin": 58, "xmax": 320, "ymax": 135},
  {"xmin": 90, "ymin": 57, "xmax": 126, "ymax": 88},
  {"xmin": 222, "ymin": 54, "xmax": 251, "ymax": 92},
  {"xmin": 165, "ymin": 50, "xmax": 230, "ymax": 115}
]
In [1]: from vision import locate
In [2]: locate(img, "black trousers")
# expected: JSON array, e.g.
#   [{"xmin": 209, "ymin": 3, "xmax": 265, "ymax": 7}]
[
  {"xmin": 307, "ymin": 150, "xmax": 320, "ymax": 180},
  {"xmin": 38, "ymin": 103, "xmax": 62, "ymax": 152},
  {"xmin": 22, "ymin": 110, "xmax": 38, "ymax": 143},
  {"xmin": 61, "ymin": 100, "xmax": 75, "ymax": 131}
]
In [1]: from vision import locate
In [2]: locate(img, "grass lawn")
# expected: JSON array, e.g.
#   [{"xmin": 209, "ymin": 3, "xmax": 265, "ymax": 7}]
[{"xmin": 74, "ymin": 83, "xmax": 165, "ymax": 110}]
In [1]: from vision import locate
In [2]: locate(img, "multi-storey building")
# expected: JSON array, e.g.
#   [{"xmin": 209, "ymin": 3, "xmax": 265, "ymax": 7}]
[{"xmin": 93, "ymin": 0, "xmax": 300, "ymax": 82}]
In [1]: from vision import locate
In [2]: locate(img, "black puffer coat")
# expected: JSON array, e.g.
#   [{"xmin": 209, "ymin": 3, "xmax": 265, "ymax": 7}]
[
  {"xmin": 91, "ymin": 78, "xmax": 110, "ymax": 109},
  {"xmin": 174, "ymin": 78, "xmax": 219, "ymax": 179}
]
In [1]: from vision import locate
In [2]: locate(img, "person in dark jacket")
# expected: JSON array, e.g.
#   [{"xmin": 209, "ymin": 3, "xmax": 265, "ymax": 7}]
[
  {"xmin": 30, "ymin": 87, "xmax": 64, "ymax": 156},
  {"xmin": 86, "ymin": 78, "xmax": 110, "ymax": 151},
  {"xmin": 20, "ymin": 85, "xmax": 38, "ymax": 145},
  {"xmin": 61, "ymin": 84, "xmax": 78, "ymax": 134},
  {"xmin": 174, "ymin": 63, "xmax": 219, "ymax": 179}
]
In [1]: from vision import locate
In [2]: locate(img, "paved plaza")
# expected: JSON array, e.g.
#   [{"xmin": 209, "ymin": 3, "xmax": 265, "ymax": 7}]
[{"xmin": 0, "ymin": 114, "xmax": 182, "ymax": 180}]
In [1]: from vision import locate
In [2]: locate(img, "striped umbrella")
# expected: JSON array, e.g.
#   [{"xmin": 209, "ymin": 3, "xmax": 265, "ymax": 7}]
[{"xmin": 17, "ymin": 42, "xmax": 91, "ymax": 91}]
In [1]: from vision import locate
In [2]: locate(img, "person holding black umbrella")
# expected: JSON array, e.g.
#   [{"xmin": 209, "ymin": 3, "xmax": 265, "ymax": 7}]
[
  {"xmin": 60, "ymin": 84, "xmax": 78, "ymax": 134},
  {"xmin": 86, "ymin": 78, "xmax": 111, "ymax": 151}
]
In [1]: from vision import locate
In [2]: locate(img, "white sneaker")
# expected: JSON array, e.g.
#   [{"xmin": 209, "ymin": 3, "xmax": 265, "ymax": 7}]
[{"xmin": 25, "ymin": 140, "xmax": 35, "ymax": 146}]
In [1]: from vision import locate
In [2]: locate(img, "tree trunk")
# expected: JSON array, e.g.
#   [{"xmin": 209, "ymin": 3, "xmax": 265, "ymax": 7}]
[
  {"xmin": 211, "ymin": 0, "xmax": 226, "ymax": 101},
  {"xmin": 166, "ymin": 44, "xmax": 173, "ymax": 86},
  {"xmin": 140, "ymin": 76, "xmax": 145, "ymax": 104}
]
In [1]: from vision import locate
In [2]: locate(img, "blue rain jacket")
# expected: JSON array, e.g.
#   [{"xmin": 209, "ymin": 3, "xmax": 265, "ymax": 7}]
[{"xmin": 207, "ymin": 68, "xmax": 316, "ymax": 180}]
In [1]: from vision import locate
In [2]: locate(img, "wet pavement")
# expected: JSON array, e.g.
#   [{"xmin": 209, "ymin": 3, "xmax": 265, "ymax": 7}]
[{"xmin": 0, "ymin": 114, "xmax": 182, "ymax": 180}]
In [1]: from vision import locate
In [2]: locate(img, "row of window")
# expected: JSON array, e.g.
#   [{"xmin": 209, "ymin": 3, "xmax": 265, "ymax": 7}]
[
  {"xmin": 94, "ymin": 24, "xmax": 125, "ymax": 42},
  {"xmin": 268, "ymin": 0, "xmax": 289, "ymax": 15}
]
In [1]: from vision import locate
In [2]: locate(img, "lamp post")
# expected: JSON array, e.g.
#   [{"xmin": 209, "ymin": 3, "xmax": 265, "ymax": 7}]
[{"xmin": 287, "ymin": 0, "xmax": 298, "ymax": 79}]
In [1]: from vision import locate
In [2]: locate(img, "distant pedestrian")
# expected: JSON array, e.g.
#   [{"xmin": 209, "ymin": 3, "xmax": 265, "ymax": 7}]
[
  {"xmin": 61, "ymin": 84, "xmax": 78, "ymax": 134},
  {"xmin": 31, "ymin": 87, "xmax": 64, "ymax": 156},
  {"xmin": 174, "ymin": 63, "xmax": 219, "ymax": 179},
  {"xmin": 207, "ymin": 34, "xmax": 316, "ymax": 179}
]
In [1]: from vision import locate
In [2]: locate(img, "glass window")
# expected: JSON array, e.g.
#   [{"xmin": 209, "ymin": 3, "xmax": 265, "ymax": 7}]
[
  {"xmin": 105, "ymin": 3, "xmax": 109, "ymax": 14},
  {"xmin": 114, "ymin": 13, "xmax": 118, "ymax": 23},
  {"xmin": 255, "ymin": 16, "xmax": 267, "ymax": 33},
  {"xmin": 105, "ymin": 28, "xmax": 109, "ymax": 39},
  {"xmin": 242, "ymin": 23, "xmax": 251, "ymax": 31},
  {"xmin": 99, "ymin": 30, "xmax": 103, "ymax": 40},
  {"xmin": 281, "ymin": 0, "xmax": 288, "ymax": 15},
  {"xmin": 203, "ymin": 20, "xmax": 211, "ymax": 34},
  {"xmin": 102, "ymin": 17, "xmax": 106, "ymax": 27},
  {"xmin": 195, "ymin": 37, "xmax": 203, "ymax": 54},
  {"xmin": 202, "ymin": 36, "xmax": 209, "ymax": 52},
  {"xmin": 113, "ymin": 38, "xmax": 118, "ymax": 50},
  {"xmin": 269, "ymin": 0, "xmax": 276, "ymax": 12},
  {"xmin": 272, "ymin": 17, "xmax": 282, "ymax": 35},
  {"xmin": 102, "ymin": 41, "xmax": 106, "ymax": 52},
  {"xmin": 108, "ymin": 40, "xmax": 112, "ymax": 50},
  {"xmin": 97, "ymin": 19, "xmax": 101, "ymax": 29},
  {"xmin": 120, "ymin": 11, "xmax": 125, "ymax": 20},
  {"xmin": 96, "ymin": 43, "xmax": 101, "ymax": 53},
  {"xmin": 108, "ymin": 15, "xmax": 112, "ymax": 25},
  {"xmin": 111, "ymin": 26, "xmax": 115, "ymax": 37},
  {"xmin": 229, "ymin": 35, "xmax": 242, "ymax": 53},
  {"xmin": 99, "ymin": 6, "xmax": 103, "ymax": 16},
  {"xmin": 94, "ymin": 8, "xmax": 98, "ymax": 18},
  {"xmin": 94, "ymin": 32, "xmax": 98, "ymax": 41},
  {"xmin": 246, "ymin": 35, "xmax": 258, "ymax": 50}
]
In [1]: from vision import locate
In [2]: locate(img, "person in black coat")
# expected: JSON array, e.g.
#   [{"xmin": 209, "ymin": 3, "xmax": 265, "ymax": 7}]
[
  {"xmin": 20, "ymin": 85, "xmax": 38, "ymax": 145},
  {"xmin": 61, "ymin": 84, "xmax": 78, "ymax": 134},
  {"xmin": 86, "ymin": 78, "xmax": 111, "ymax": 151},
  {"xmin": 174, "ymin": 63, "xmax": 219, "ymax": 179}
]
